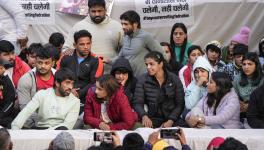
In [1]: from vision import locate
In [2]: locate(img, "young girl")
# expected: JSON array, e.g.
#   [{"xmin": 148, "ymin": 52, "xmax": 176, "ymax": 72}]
[
  {"xmin": 186, "ymin": 72, "xmax": 242, "ymax": 129},
  {"xmin": 133, "ymin": 51, "xmax": 185, "ymax": 128},
  {"xmin": 170, "ymin": 23, "xmax": 192, "ymax": 65},
  {"xmin": 83, "ymin": 74, "xmax": 137, "ymax": 130}
]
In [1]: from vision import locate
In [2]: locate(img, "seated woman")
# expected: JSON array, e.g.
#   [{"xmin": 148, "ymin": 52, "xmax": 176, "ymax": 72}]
[
  {"xmin": 233, "ymin": 52, "xmax": 264, "ymax": 121},
  {"xmin": 83, "ymin": 74, "xmax": 137, "ymax": 130},
  {"xmin": 133, "ymin": 51, "xmax": 184, "ymax": 128},
  {"xmin": 110, "ymin": 57, "xmax": 137, "ymax": 105},
  {"xmin": 185, "ymin": 56, "xmax": 213, "ymax": 110},
  {"xmin": 186, "ymin": 72, "xmax": 242, "ymax": 129}
]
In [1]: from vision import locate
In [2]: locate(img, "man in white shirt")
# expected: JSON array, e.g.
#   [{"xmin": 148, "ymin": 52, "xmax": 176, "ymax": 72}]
[{"xmin": 12, "ymin": 68, "xmax": 80, "ymax": 130}]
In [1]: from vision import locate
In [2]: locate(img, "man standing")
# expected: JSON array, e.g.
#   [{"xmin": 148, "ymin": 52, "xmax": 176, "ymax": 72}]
[
  {"xmin": 64, "ymin": 0, "xmax": 122, "ymax": 73},
  {"xmin": 12, "ymin": 68, "xmax": 80, "ymax": 130},
  {"xmin": 116, "ymin": 10, "xmax": 166, "ymax": 77},
  {"xmin": 60, "ymin": 30, "xmax": 102, "ymax": 110}
]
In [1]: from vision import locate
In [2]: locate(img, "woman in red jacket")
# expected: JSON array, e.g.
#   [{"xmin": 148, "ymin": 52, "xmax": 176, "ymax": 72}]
[{"xmin": 83, "ymin": 74, "xmax": 137, "ymax": 130}]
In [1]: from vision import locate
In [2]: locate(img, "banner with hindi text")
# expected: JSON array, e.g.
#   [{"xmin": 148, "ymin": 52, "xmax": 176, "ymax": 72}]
[
  {"xmin": 19, "ymin": 0, "xmax": 55, "ymax": 25},
  {"xmin": 135, "ymin": 0, "xmax": 194, "ymax": 28}
]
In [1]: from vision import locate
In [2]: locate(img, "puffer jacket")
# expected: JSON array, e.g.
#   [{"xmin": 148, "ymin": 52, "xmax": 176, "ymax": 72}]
[{"xmin": 133, "ymin": 70, "xmax": 184, "ymax": 124}]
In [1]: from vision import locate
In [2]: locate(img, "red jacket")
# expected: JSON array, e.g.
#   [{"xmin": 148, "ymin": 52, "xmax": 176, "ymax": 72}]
[
  {"xmin": 13, "ymin": 56, "xmax": 30, "ymax": 88},
  {"xmin": 83, "ymin": 86, "xmax": 137, "ymax": 130}
]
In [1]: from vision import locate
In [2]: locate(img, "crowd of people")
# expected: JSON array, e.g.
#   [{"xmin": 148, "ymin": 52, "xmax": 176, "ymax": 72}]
[{"xmin": 1, "ymin": 0, "xmax": 264, "ymax": 149}]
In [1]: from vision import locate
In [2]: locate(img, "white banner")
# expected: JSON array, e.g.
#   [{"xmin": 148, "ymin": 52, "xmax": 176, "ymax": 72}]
[
  {"xmin": 19, "ymin": 0, "xmax": 55, "ymax": 25},
  {"xmin": 135, "ymin": 0, "xmax": 194, "ymax": 28}
]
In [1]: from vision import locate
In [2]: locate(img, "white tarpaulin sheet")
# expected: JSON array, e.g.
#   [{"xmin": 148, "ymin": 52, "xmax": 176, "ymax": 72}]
[{"xmin": 27, "ymin": 0, "xmax": 264, "ymax": 52}]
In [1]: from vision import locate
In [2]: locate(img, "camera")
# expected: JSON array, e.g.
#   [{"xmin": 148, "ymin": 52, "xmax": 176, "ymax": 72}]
[
  {"xmin": 94, "ymin": 132, "xmax": 114, "ymax": 143},
  {"xmin": 160, "ymin": 129, "xmax": 180, "ymax": 139}
]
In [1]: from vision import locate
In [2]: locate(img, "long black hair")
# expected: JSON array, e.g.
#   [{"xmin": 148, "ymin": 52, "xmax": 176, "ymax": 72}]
[
  {"xmin": 160, "ymin": 42, "xmax": 179, "ymax": 72},
  {"xmin": 170, "ymin": 23, "xmax": 188, "ymax": 64},
  {"xmin": 239, "ymin": 52, "xmax": 263, "ymax": 86},
  {"xmin": 207, "ymin": 72, "xmax": 233, "ymax": 115}
]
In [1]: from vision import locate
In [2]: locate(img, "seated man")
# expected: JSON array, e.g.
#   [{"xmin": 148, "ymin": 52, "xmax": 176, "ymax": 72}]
[
  {"xmin": 11, "ymin": 68, "xmax": 80, "ymax": 130},
  {"xmin": 17, "ymin": 48, "xmax": 56, "ymax": 128}
]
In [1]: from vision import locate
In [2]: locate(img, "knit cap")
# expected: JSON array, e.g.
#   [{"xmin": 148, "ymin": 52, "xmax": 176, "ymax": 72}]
[
  {"xmin": 231, "ymin": 26, "xmax": 251, "ymax": 46},
  {"xmin": 52, "ymin": 132, "xmax": 75, "ymax": 150},
  {"xmin": 206, "ymin": 137, "xmax": 225, "ymax": 150}
]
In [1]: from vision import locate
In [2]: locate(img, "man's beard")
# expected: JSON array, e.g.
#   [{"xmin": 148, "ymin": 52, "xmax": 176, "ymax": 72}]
[
  {"xmin": 124, "ymin": 29, "xmax": 133, "ymax": 36},
  {"xmin": 58, "ymin": 86, "xmax": 70, "ymax": 97},
  {"xmin": 3, "ymin": 61, "xmax": 14, "ymax": 69},
  {"xmin": 90, "ymin": 16, "xmax": 105, "ymax": 24}
]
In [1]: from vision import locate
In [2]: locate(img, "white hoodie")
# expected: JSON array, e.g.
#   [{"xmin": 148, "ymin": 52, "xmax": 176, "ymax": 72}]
[{"xmin": 185, "ymin": 56, "xmax": 214, "ymax": 110}]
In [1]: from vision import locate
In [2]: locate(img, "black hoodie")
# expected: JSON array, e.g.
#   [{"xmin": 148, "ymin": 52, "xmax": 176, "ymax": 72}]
[{"xmin": 111, "ymin": 57, "xmax": 137, "ymax": 105}]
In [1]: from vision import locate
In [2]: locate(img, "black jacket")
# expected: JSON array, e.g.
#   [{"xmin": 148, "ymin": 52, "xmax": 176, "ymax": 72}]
[
  {"xmin": 60, "ymin": 50, "xmax": 98, "ymax": 103},
  {"xmin": 111, "ymin": 57, "xmax": 137, "ymax": 104},
  {"xmin": 133, "ymin": 70, "xmax": 184, "ymax": 124},
  {"xmin": 0, "ymin": 75, "xmax": 16, "ymax": 119},
  {"xmin": 247, "ymin": 84, "xmax": 264, "ymax": 128}
]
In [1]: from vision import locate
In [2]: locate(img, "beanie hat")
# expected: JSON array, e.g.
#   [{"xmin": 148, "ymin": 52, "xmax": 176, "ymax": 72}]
[
  {"xmin": 206, "ymin": 137, "xmax": 225, "ymax": 150},
  {"xmin": 152, "ymin": 140, "xmax": 169, "ymax": 150},
  {"xmin": 52, "ymin": 132, "xmax": 75, "ymax": 150},
  {"xmin": 231, "ymin": 26, "xmax": 251, "ymax": 46}
]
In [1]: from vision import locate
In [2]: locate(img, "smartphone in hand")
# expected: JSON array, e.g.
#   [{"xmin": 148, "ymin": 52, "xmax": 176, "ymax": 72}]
[
  {"xmin": 160, "ymin": 129, "xmax": 180, "ymax": 140},
  {"xmin": 94, "ymin": 132, "xmax": 114, "ymax": 143}
]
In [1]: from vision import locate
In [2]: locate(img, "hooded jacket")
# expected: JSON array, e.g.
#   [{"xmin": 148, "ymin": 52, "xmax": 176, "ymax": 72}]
[
  {"xmin": 110, "ymin": 57, "xmax": 137, "ymax": 104},
  {"xmin": 185, "ymin": 56, "xmax": 214, "ymax": 110}
]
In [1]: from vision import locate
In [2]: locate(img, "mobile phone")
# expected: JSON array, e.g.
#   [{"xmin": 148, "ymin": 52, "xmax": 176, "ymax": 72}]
[
  {"xmin": 160, "ymin": 129, "xmax": 180, "ymax": 139},
  {"xmin": 93, "ymin": 132, "xmax": 114, "ymax": 143}
]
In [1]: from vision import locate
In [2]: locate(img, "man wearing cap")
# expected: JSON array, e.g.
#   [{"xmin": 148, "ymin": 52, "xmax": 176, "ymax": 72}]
[
  {"xmin": 205, "ymin": 40, "xmax": 225, "ymax": 71},
  {"xmin": 219, "ymin": 43, "xmax": 248, "ymax": 81},
  {"xmin": 222, "ymin": 26, "xmax": 251, "ymax": 63}
]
